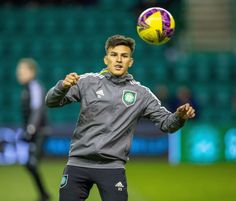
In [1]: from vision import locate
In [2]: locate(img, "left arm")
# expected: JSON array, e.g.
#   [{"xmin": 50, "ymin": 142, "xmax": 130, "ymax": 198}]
[{"xmin": 142, "ymin": 90, "xmax": 195, "ymax": 133}]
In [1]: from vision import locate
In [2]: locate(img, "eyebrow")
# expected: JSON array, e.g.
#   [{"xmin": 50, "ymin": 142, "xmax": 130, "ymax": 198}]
[{"xmin": 109, "ymin": 51, "xmax": 130, "ymax": 55}]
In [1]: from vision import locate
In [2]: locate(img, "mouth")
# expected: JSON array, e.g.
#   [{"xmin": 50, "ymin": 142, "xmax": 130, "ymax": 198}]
[{"xmin": 114, "ymin": 65, "xmax": 123, "ymax": 70}]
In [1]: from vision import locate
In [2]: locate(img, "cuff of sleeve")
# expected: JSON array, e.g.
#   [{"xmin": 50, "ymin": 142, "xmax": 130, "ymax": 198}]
[
  {"xmin": 56, "ymin": 80, "xmax": 70, "ymax": 93},
  {"xmin": 173, "ymin": 113, "xmax": 186, "ymax": 125}
]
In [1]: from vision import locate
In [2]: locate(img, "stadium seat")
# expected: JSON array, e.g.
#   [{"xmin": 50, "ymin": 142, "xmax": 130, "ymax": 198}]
[
  {"xmin": 1, "ymin": 15, "xmax": 18, "ymax": 35},
  {"xmin": 192, "ymin": 83, "xmax": 212, "ymax": 108},
  {"xmin": 99, "ymin": 0, "xmax": 119, "ymax": 9},
  {"xmin": 213, "ymin": 53, "xmax": 232, "ymax": 81},
  {"xmin": 130, "ymin": 65, "xmax": 147, "ymax": 82},
  {"xmin": 172, "ymin": 58, "xmax": 191, "ymax": 82},
  {"xmin": 148, "ymin": 60, "xmax": 169, "ymax": 82},
  {"xmin": 191, "ymin": 53, "xmax": 212, "ymax": 82},
  {"xmin": 100, "ymin": 0, "xmax": 137, "ymax": 9},
  {"xmin": 212, "ymin": 84, "xmax": 232, "ymax": 108},
  {"xmin": 201, "ymin": 108, "xmax": 216, "ymax": 121},
  {"xmin": 119, "ymin": 0, "xmax": 137, "ymax": 9}
]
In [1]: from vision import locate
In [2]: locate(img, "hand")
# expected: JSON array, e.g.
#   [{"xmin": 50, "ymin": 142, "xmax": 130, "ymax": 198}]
[
  {"xmin": 22, "ymin": 124, "xmax": 36, "ymax": 142},
  {"xmin": 175, "ymin": 103, "xmax": 195, "ymax": 120},
  {"xmin": 62, "ymin": 72, "xmax": 80, "ymax": 89}
]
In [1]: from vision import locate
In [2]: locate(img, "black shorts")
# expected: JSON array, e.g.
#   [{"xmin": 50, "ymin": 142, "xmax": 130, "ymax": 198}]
[{"xmin": 59, "ymin": 165, "xmax": 128, "ymax": 201}]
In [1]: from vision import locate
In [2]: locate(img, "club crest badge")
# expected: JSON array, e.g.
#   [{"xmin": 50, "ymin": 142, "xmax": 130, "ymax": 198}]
[
  {"xmin": 60, "ymin": 174, "xmax": 68, "ymax": 189},
  {"xmin": 122, "ymin": 90, "xmax": 137, "ymax": 107}
]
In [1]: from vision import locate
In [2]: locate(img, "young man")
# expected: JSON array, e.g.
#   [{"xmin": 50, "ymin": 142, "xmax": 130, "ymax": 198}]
[
  {"xmin": 16, "ymin": 58, "xmax": 50, "ymax": 201},
  {"xmin": 45, "ymin": 35, "xmax": 195, "ymax": 201}
]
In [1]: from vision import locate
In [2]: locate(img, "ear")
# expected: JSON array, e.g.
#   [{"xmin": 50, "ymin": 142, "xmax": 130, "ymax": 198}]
[
  {"xmin": 104, "ymin": 55, "xmax": 108, "ymax": 65},
  {"xmin": 129, "ymin": 58, "xmax": 134, "ymax": 68}
]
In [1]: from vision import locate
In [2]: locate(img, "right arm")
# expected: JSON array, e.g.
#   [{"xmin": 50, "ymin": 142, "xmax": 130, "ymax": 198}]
[{"xmin": 45, "ymin": 72, "xmax": 80, "ymax": 108}]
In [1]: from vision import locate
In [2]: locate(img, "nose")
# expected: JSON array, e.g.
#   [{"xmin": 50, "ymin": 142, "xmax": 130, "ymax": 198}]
[{"xmin": 116, "ymin": 55, "xmax": 122, "ymax": 63}]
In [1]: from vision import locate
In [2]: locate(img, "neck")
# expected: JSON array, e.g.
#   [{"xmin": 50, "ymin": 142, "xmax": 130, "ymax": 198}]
[{"xmin": 106, "ymin": 69, "xmax": 128, "ymax": 77}]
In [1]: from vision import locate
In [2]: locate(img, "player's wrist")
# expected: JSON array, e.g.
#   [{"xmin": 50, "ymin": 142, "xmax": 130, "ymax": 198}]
[
  {"xmin": 174, "ymin": 112, "xmax": 186, "ymax": 122},
  {"xmin": 62, "ymin": 81, "xmax": 71, "ymax": 89},
  {"xmin": 57, "ymin": 80, "xmax": 71, "ymax": 92}
]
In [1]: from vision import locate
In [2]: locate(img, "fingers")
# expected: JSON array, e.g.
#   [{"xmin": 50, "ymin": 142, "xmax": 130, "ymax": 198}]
[
  {"xmin": 176, "ymin": 103, "xmax": 195, "ymax": 120},
  {"xmin": 186, "ymin": 107, "xmax": 195, "ymax": 118},
  {"xmin": 62, "ymin": 72, "xmax": 80, "ymax": 88},
  {"xmin": 177, "ymin": 103, "xmax": 189, "ymax": 113},
  {"xmin": 185, "ymin": 103, "xmax": 190, "ymax": 111},
  {"xmin": 70, "ymin": 72, "xmax": 80, "ymax": 80}
]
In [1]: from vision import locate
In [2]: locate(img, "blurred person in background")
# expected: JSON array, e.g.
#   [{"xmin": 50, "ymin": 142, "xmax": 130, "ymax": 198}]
[
  {"xmin": 172, "ymin": 85, "xmax": 199, "ymax": 119},
  {"xmin": 16, "ymin": 58, "xmax": 50, "ymax": 201},
  {"xmin": 155, "ymin": 83, "xmax": 173, "ymax": 111},
  {"xmin": 45, "ymin": 35, "xmax": 195, "ymax": 201}
]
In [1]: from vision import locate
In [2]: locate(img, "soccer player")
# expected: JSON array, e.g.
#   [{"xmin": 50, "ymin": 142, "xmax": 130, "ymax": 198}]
[
  {"xmin": 45, "ymin": 35, "xmax": 195, "ymax": 201},
  {"xmin": 16, "ymin": 58, "xmax": 50, "ymax": 201}
]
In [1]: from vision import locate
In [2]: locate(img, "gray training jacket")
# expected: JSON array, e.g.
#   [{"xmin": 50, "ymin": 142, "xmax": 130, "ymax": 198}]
[{"xmin": 45, "ymin": 70, "xmax": 185, "ymax": 169}]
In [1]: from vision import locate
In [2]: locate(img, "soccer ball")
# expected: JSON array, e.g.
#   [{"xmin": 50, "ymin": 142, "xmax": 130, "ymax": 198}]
[{"xmin": 137, "ymin": 7, "xmax": 175, "ymax": 45}]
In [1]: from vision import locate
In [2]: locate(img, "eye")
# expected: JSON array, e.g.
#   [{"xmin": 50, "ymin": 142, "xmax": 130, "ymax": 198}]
[
  {"xmin": 110, "ymin": 53, "xmax": 117, "ymax": 56},
  {"xmin": 122, "ymin": 55, "xmax": 129, "ymax": 58}
]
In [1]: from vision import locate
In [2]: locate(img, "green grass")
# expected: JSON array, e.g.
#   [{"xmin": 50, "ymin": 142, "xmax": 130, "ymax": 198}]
[{"xmin": 1, "ymin": 159, "xmax": 236, "ymax": 201}]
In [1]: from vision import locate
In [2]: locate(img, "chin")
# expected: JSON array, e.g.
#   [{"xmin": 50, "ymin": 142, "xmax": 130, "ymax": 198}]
[
  {"xmin": 114, "ymin": 72, "xmax": 125, "ymax": 76},
  {"xmin": 107, "ymin": 67, "xmax": 127, "ymax": 76}
]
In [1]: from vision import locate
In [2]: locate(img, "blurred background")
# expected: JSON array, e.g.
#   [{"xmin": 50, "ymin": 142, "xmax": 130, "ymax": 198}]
[{"xmin": 0, "ymin": 0, "xmax": 236, "ymax": 201}]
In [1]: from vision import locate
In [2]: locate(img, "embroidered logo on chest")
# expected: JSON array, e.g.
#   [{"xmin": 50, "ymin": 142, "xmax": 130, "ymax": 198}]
[
  {"xmin": 96, "ymin": 89, "xmax": 104, "ymax": 98},
  {"xmin": 122, "ymin": 90, "xmax": 137, "ymax": 107}
]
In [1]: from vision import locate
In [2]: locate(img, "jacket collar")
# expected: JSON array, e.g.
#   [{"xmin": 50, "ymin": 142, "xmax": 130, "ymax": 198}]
[{"xmin": 100, "ymin": 68, "xmax": 133, "ymax": 84}]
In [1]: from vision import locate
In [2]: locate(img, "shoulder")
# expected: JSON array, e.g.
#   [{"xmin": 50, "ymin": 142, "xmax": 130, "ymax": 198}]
[
  {"xmin": 129, "ymin": 80, "xmax": 152, "ymax": 95},
  {"xmin": 129, "ymin": 79, "xmax": 159, "ymax": 102},
  {"xmin": 80, "ymin": 72, "xmax": 104, "ymax": 80},
  {"xmin": 78, "ymin": 72, "xmax": 104, "ymax": 85}
]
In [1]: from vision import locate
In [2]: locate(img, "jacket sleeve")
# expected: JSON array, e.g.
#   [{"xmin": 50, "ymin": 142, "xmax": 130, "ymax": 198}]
[
  {"xmin": 141, "ymin": 89, "xmax": 185, "ymax": 133},
  {"xmin": 45, "ymin": 79, "xmax": 81, "ymax": 108}
]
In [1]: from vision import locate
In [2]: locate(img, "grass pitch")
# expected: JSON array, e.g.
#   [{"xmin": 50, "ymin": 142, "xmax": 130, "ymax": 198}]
[{"xmin": 0, "ymin": 159, "xmax": 236, "ymax": 201}]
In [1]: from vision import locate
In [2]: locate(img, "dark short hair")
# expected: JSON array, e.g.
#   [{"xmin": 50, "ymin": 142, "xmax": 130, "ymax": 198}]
[{"xmin": 105, "ymin": 35, "xmax": 135, "ymax": 54}]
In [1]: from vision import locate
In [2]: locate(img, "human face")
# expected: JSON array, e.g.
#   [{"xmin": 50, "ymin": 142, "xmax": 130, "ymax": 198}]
[
  {"xmin": 104, "ymin": 45, "xmax": 134, "ymax": 76},
  {"xmin": 16, "ymin": 63, "xmax": 35, "ymax": 85}
]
